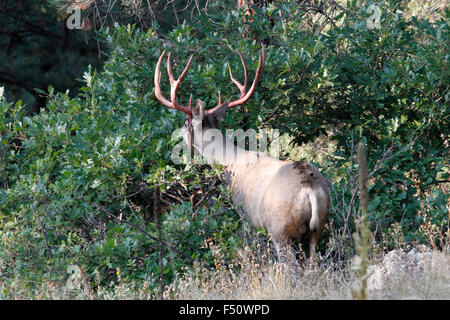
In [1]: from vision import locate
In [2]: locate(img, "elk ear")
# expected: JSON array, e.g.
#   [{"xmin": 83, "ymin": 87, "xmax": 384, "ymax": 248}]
[
  {"xmin": 192, "ymin": 99, "xmax": 205, "ymax": 121},
  {"xmin": 207, "ymin": 101, "xmax": 229, "ymax": 128}
]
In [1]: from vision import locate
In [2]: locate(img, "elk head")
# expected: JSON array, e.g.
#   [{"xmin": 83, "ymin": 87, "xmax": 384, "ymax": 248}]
[{"xmin": 153, "ymin": 45, "xmax": 265, "ymax": 154}]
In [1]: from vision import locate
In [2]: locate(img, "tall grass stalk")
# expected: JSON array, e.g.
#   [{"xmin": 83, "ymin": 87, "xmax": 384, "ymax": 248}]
[{"xmin": 352, "ymin": 141, "xmax": 370, "ymax": 299}]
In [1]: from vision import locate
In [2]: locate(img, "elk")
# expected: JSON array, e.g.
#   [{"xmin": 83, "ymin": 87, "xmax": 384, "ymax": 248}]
[{"xmin": 153, "ymin": 45, "xmax": 330, "ymax": 257}]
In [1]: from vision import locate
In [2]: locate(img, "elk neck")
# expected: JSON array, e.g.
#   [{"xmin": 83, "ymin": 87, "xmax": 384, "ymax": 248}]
[{"xmin": 191, "ymin": 126, "xmax": 268, "ymax": 170}]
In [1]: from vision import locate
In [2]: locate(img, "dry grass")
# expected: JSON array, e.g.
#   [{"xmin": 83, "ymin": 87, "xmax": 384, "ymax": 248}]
[
  {"xmin": 166, "ymin": 244, "xmax": 450, "ymax": 300},
  {"xmin": 167, "ymin": 246, "xmax": 354, "ymax": 300},
  {"xmin": 2, "ymin": 244, "xmax": 448, "ymax": 300},
  {"xmin": 367, "ymin": 246, "xmax": 450, "ymax": 299}
]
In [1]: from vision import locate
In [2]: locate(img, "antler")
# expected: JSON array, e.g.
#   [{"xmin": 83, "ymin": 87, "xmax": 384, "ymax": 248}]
[
  {"xmin": 154, "ymin": 51, "xmax": 194, "ymax": 115},
  {"xmin": 154, "ymin": 45, "xmax": 265, "ymax": 116},
  {"xmin": 206, "ymin": 44, "xmax": 265, "ymax": 114}
]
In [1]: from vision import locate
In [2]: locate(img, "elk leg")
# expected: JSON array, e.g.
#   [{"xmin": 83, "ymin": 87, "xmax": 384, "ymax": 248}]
[{"xmin": 273, "ymin": 236, "xmax": 289, "ymax": 259}]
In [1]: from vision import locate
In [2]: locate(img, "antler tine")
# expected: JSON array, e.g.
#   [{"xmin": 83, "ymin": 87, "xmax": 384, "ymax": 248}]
[
  {"xmin": 227, "ymin": 50, "xmax": 248, "ymax": 97},
  {"xmin": 154, "ymin": 50, "xmax": 193, "ymax": 115},
  {"xmin": 167, "ymin": 52, "xmax": 193, "ymax": 84},
  {"xmin": 188, "ymin": 94, "xmax": 193, "ymax": 112},
  {"xmin": 154, "ymin": 51, "xmax": 172, "ymax": 108},
  {"xmin": 205, "ymin": 44, "xmax": 265, "ymax": 115},
  {"xmin": 227, "ymin": 44, "xmax": 265, "ymax": 109}
]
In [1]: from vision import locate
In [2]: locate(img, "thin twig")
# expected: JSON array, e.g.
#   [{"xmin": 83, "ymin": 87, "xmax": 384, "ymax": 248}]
[{"xmin": 154, "ymin": 185, "xmax": 164, "ymax": 300}]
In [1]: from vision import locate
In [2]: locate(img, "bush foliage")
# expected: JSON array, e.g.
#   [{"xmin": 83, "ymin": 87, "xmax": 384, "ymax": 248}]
[{"xmin": 0, "ymin": 0, "xmax": 448, "ymax": 297}]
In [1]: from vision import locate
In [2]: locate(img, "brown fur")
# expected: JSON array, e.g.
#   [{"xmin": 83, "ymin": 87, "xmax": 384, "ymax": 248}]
[
  {"xmin": 229, "ymin": 155, "xmax": 330, "ymax": 257},
  {"xmin": 185, "ymin": 103, "xmax": 331, "ymax": 257},
  {"xmin": 293, "ymin": 161, "xmax": 317, "ymax": 184}
]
